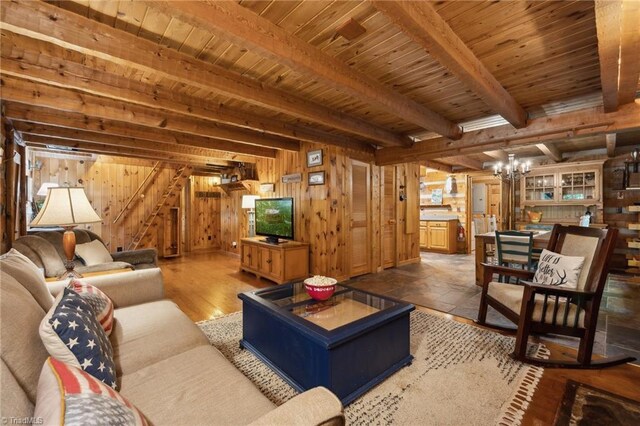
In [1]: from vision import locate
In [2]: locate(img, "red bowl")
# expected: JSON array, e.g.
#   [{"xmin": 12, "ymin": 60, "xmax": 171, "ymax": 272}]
[{"xmin": 304, "ymin": 283, "xmax": 336, "ymax": 301}]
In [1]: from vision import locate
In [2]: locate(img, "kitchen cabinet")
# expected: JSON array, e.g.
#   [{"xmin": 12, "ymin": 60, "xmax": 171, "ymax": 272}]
[{"xmin": 420, "ymin": 219, "xmax": 457, "ymax": 254}]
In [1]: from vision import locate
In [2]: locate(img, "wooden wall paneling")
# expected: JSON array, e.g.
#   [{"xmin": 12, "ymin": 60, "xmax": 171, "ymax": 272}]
[
  {"xmin": 371, "ymin": 164, "xmax": 382, "ymax": 272},
  {"xmin": 0, "ymin": 123, "xmax": 7, "ymax": 253}
]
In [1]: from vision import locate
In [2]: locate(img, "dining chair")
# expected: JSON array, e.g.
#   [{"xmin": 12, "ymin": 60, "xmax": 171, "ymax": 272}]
[{"xmin": 494, "ymin": 230, "xmax": 534, "ymax": 282}]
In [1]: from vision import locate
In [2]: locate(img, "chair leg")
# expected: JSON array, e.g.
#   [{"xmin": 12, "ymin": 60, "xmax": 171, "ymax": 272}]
[
  {"xmin": 477, "ymin": 291, "xmax": 488, "ymax": 325},
  {"xmin": 513, "ymin": 308, "xmax": 533, "ymax": 361}
]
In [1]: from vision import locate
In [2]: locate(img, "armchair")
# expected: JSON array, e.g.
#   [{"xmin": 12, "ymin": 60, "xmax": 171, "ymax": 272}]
[{"xmin": 478, "ymin": 224, "xmax": 635, "ymax": 368}]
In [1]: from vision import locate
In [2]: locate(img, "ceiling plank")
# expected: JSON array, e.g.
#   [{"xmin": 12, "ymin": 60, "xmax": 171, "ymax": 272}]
[
  {"xmin": 595, "ymin": 0, "xmax": 640, "ymax": 112},
  {"xmin": 0, "ymin": 75, "xmax": 299, "ymax": 152},
  {"xmin": 145, "ymin": 0, "xmax": 461, "ymax": 139},
  {"xmin": 606, "ymin": 133, "xmax": 617, "ymax": 158},
  {"xmin": 370, "ymin": 0, "xmax": 527, "ymax": 129},
  {"xmin": 440, "ymin": 156, "xmax": 483, "ymax": 171},
  {"xmin": 24, "ymin": 135, "xmax": 229, "ymax": 167},
  {"xmin": 375, "ymin": 101, "xmax": 640, "ymax": 165},
  {"xmin": 3, "ymin": 103, "xmax": 277, "ymax": 160},
  {"xmin": 0, "ymin": 0, "xmax": 409, "ymax": 147},
  {"xmin": 14, "ymin": 123, "xmax": 241, "ymax": 166},
  {"xmin": 535, "ymin": 143, "xmax": 563, "ymax": 162},
  {"xmin": 0, "ymin": 31, "xmax": 371, "ymax": 153}
]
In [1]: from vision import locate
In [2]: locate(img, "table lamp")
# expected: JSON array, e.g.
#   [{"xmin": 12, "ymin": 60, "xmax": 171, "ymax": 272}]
[
  {"xmin": 30, "ymin": 187, "xmax": 102, "ymax": 279},
  {"xmin": 241, "ymin": 195, "xmax": 260, "ymax": 237}
]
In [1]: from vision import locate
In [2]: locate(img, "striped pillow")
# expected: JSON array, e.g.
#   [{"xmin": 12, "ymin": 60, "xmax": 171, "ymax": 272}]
[
  {"xmin": 34, "ymin": 357, "xmax": 148, "ymax": 425},
  {"xmin": 68, "ymin": 279, "xmax": 114, "ymax": 336}
]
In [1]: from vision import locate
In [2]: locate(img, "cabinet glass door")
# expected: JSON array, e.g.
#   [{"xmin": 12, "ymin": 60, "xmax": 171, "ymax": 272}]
[
  {"xmin": 560, "ymin": 172, "xmax": 596, "ymax": 201},
  {"xmin": 524, "ymin": 174, "xmax": 555, "ymax": 201}
]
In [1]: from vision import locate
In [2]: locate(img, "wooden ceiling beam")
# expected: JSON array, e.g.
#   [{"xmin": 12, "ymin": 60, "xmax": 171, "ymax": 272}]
[
  {"xmin": 24, "ymin": 136, "xmax": 224, "ymax": 167},
  {"xmin": 371, "ymin": 1, "xmax": 527, "ymax": 129},
  {"xmin": 0, "ymin": 75, "xmax": 298, "ymax": 152},
  {"xmin": 595, "ymin": 0, "xmax": 640, "ymax": 112},
  {"xmin": 606, "ymin": 133, "xmax": 617, "ymax": 158},
  {"xmin": 14, "ymin": 122, "xmax": 238, "ymax": 166},
  {"xmin": 145, "ymin": 1, "xmax": 460, "ymax": 140},
  {"xmin": 535, "ymin": 143, "xmax": 564, "ymax": 162},
  {"xmin": 440, "ymin": 156, "xmax": 483, "ymax": 171},
  {"xmin": 0, "ymin": 0, "xmax": 408, "ymax": 148},
  {"xmin": 3, "ymin": 103, "xmax": 276, "ymax": 161},
  {"xmin": 0, "ymin": 31, "xmax": 372, "ymax": 153},
  {"xmin": 375, "ymin": 101, "xmax": 640, "ymax": 165},
  {"xmin": 483, "ymin": 150, "xmax": 509, "ymax": 163},
  {"xmin": 422, "ymin": 160, "xmax": 453, "ymax": 173}
]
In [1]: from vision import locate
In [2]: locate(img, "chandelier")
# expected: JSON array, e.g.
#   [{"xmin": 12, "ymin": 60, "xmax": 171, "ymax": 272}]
[{"xmin": 493, "ymin": 153, "xmax": 531, "ymax": 182}]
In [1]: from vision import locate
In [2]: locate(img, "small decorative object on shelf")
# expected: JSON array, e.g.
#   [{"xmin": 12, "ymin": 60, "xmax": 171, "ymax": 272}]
[
  {"xmin": 304, "ymin": 275, "xmax": 337, "ymax": 301},
  {"xmin": 526, "ymin": 210, "xmax": 543, "ymax": 223}
]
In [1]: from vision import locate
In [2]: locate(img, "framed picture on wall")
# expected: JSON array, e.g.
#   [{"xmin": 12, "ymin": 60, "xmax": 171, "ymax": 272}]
[
  {"xmin": 308, "ymin": 171, "xmax": 325, "ymax": 185},
  {"xmin": 307, "ymin": 149, "xmax": 323, "ymax": 167}
]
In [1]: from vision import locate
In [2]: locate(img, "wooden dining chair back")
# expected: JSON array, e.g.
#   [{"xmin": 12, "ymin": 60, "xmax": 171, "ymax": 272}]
[
  {"xmin": 477, "ymin": 224, "xmax": 635, "ymax": 368},
  {"xmin": 494, "ymin": 231, "xmax": 534, "ymax": 283}
]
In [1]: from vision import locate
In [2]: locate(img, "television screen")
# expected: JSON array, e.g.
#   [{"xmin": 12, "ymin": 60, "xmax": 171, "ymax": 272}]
[{"xmin": 255, "ymin": 197, "xmax": 294, "ymax": 243}]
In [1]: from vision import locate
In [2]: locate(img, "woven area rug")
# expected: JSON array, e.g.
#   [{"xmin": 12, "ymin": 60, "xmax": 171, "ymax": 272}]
[{"xmin": 198, "ymin": 311, "xmax": 548, "ymax": 425}]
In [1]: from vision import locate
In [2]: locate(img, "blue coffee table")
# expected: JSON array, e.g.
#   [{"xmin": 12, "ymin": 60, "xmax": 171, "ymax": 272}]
[{"xmin": 238, "ymin": 282, "xmax": 414, "ymax": 405}]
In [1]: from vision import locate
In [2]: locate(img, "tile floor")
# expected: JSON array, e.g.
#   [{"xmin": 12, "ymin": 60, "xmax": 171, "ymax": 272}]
[{"xmin": 346, "ymin": 251, "xmax": 640, "ymax": 364}]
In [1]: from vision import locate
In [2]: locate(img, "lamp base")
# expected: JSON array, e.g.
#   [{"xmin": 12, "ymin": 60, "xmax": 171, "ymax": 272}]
[{"xmin": 59, "ymin": 264, "xmax": 84, "ymax": 280}]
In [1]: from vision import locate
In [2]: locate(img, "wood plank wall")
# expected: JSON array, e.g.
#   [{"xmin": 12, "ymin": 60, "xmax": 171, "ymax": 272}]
[
  {"xmin": 188, "ymin": 176, "xmax": 222, "ymax": 251},
  {"xmin": 218, "ymin": 144, "xmax": 420, "ymax": 280},
  {"xmin": 30, "ymin": 151, "xmax": 179, "ymax": 252},
  {"xmin": 603, "ymin": 156, "xmax": 639, "ymax": 272}
]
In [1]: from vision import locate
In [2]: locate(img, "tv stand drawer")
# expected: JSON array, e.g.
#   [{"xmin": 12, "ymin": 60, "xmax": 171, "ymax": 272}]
[{"xmin": 240, "ymin": 238, "xmax": 309, "ymax": 284}]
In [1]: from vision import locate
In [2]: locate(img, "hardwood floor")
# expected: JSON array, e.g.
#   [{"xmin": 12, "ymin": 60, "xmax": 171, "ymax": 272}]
[{"xmin": 158, "ymin": 250, "xmax": 640, "ymax": 423}]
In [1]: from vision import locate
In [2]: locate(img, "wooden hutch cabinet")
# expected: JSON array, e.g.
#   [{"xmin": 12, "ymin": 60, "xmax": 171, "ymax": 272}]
[{"xmin": 519, "ymin": 160, "xmax": 604, "ymax": 227}]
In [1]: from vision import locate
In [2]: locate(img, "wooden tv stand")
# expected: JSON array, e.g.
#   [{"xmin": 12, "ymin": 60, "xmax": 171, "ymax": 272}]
[{"xmin": 240, "ymin": 237, "xmax": 309, "ymax": 284}]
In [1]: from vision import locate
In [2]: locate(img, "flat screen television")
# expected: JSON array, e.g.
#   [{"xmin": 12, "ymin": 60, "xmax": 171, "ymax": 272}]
[{"xmin": 255, "ymin": 197, "xmax": 294, "ymax": 244}]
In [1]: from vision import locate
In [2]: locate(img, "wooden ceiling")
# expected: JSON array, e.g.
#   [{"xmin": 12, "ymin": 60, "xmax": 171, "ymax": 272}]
[{"xmin": 1, "ymin": 0, "xmax": 639, "ymax": 170}]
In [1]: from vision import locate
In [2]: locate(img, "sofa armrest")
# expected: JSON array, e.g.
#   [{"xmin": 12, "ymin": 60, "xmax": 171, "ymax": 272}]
[
  {"xmin": 48, "ymin": 268, "xmax": 164, "ymax": 308},
  {"xmin": 248, "ymin": 387, "xmax": 344, "ymax": 426},
  {"xmin": 111, "ymin": 248, "xmax": 158, "ymax": 267}
]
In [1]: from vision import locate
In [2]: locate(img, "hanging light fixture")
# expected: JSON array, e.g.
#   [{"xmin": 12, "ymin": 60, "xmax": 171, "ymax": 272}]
[{"xmin": 493, "ymin": 154, "xmax": 532, "ymax": 230}]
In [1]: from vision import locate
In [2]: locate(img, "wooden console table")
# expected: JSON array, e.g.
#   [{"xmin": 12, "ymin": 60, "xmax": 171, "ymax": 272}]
[{"xmin": 240, "ymin": 237, "xmax": 309, "ymax": 284}]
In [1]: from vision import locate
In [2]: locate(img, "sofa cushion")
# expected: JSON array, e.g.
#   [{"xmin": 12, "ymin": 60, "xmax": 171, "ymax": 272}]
[
  {"xmin": 0, "ymin": 248, "xmax": 54, "ymax": 311},
  {"xmin": 75, "ymin": 261, "xmax": 133, "ymax": 276},
  {"xmin": 40, "ymin": 288, "xmax": 117, "ymax": 389},
  {"xmin": 0, "ymin": 271, "xmax": 50, "ymax": 402},
  {"xmin": 35, "ymin": 357, "xmax": 148, "ymax": 425},
  {"xmin": 68, "ymin": 279, "xmax": 114, "ymax": 336},
  {"xmin": 119, "ymin": 346, "xmax": 276, "ymax": 425},
  {"xmin": 111, "ymin": 300, "xmax": 208, "ymax": 376},
  {"xmin": 487, "ymin": 282, "xmax": 585, "ymax": 327},
  {"xmin": 13, "ymin": 235, "xmax": 66, "ymax": 278},
  {"xmin": 76, "ymin": 239, "xmax": 113, "ymax": 266}
]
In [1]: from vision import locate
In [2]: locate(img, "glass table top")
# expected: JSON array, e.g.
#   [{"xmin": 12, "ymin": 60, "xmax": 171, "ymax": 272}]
[{"xmin": 255, "ymin": 282, "xmax": 399, "ymax": 331}]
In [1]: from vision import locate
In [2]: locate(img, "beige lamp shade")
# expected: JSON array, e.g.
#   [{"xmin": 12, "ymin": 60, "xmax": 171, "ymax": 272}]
[
  {"xmin": 36, "ymin": 182, "xmax": 59, "ymax": 196},
  {"xmin": 31, "ymin": 187, "xmax": 102, "ymax": 227},
  {"xmin": 241, "ymin": 195, "xmax": 260, "ymax": 209}
]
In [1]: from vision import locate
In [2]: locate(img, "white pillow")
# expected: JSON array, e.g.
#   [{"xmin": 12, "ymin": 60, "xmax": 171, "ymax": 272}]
[
  {"xmin": 75, "ymin": 240, "xmax": 113, "ymax": 266},
  {"xmin": 533, "ymin": 249, "xmax": 584, "ymax": 289}
]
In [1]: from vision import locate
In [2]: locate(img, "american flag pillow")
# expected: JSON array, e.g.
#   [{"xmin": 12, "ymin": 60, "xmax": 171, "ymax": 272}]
[
  {"xmin": 39, "ymin": 288, "xmax": 117, "ymax": 389},
  {"xmin": 34, "ymin": 357, "xmax": 148, "ymax": 425},
  {"xmin": 67, "ymin": 279, "xmax": 114, "ymax": 336}
]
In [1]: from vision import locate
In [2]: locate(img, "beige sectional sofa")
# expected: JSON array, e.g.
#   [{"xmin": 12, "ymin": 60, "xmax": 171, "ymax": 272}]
[
  {"xmin": 13, "ymin": 229, "xmax": 158, "ymax": 278},
  {"xmin": 0, "ymin": 250, "xmax": 344, "ymax": 425}
]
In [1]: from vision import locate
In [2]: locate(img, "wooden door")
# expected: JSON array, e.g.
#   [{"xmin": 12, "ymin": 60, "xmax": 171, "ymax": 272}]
[
  {"xmin": 488, "ymin": 183, "xmax": 501, "ymax": 228},
  {"xmin": 269, "ymin": 248, "xmax": 283, "ymax": 279},
  {"xmin": 258, "ymin": 246, "xmax": 271, "ymax": 274},
  {"xmin": 382, "ymin": 166, "xmax": 396, "ymax": 268},
  {"xmin": 428, "ymin": 226, "xmax": 448, "ymax": 250},
  {"xmin": 350, "ymin": 160, "xmax": 371, "ymax": 277}
]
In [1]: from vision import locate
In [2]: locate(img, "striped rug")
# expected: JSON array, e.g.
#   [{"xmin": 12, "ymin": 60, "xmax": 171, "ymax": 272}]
[{"xmin": 198, "ymin": 310, "xmax": 548, "ymax": 425}]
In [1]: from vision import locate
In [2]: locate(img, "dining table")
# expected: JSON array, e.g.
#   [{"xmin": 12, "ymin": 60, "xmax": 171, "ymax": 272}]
[{"xmin": 474, "ymin": 230, "xmax": 551, "ymax": 285}]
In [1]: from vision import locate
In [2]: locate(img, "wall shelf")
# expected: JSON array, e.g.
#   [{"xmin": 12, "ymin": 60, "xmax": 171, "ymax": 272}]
[{"xmin": 219, "ymin": 180, "xmax": 258, "ymax": 194}]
